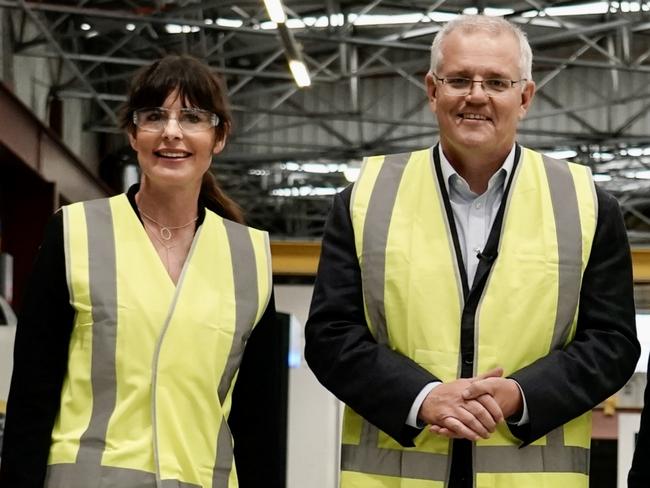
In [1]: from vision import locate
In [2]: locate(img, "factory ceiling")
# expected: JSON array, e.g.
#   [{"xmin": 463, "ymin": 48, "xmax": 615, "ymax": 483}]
[{"xmin": 2, "ymin": 0, "xmax": 650, "ymax": 240}]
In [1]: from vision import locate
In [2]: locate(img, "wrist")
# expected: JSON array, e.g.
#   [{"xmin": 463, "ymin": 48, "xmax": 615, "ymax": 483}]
[{"xmin": 504, "ymin": 379, "xmax": 523, "ymax": 418}]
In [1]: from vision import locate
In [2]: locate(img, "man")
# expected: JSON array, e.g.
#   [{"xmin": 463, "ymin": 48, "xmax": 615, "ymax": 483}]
[{"xmin": 305, "ymin": 14, "xmax": 639, "ymax": 488}]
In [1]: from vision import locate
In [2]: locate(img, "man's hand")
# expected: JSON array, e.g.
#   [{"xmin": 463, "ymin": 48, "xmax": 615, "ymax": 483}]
[
  {"xmin": 418, "ymin": 368, "xmax": 504, "ymax": 441},
  {"xmin": 461, "ymin": 377, "xmax": 523, "ymax": 420}
]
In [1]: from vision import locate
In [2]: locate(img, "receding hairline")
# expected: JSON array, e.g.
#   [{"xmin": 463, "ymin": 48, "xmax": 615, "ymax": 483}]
[
  {"xmin": 429, "ymin": 15, "xmax": 533, "ymax": 80},
  {"xmin": 439, "ymin": 28, "xmax": 519, "ymax": 66}
]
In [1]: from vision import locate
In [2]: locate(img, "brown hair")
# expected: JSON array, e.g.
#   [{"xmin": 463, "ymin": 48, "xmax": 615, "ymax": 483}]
[{"xmin": 119, "ymin": 55, "xmax": 244, "ymax": 224}]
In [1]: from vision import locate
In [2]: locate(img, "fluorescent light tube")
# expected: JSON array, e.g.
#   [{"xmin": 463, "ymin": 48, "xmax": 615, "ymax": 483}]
[
  {"xmin": 263, "ymin": 0, "xmax": 287, "ymax": 23},
  {"xmin": 289, "ymin": 60, "xmax": 311, "ymax": 87}
]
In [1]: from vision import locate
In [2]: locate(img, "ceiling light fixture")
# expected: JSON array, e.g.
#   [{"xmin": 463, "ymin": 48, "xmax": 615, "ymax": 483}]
[
  {"xmin": 289, "ymin": 60, "xmax": 311, "ymax": 87},
  {"xmin": 261, "ymin": 0, "xmax": 311, "ymax": 88},
  {"xmin": 263, "ymin": 0, "xmax": 287, "ymax": 23}
]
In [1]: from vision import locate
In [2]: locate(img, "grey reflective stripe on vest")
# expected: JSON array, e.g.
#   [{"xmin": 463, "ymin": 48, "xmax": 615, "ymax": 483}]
[
  {"xmin": 542, "ymin": 155, "xmax": 584, "ymax": 351},
  {"xmin": 212, "ymin": 220, "xmax": 259, "ymax": 488},
  {"xmin": 217, "ymin": 221, "xmax": 259, "ymax": 402},
  {"xmin": 211, "ymin": 419, "xmax": 234, "ymax": 488},
  {"xmin": 341, "ymin": 421, "xmax": 447, "ymax": 481},
  {"xmin": 475, "ymin": 443, "xmax": 589, "ymax": 474},
  {"xmin": 46, "ymin": 463, "xmax": 201, "ymax": 488},
  {"xmin": 76, "ymin": 199, "xmax": 119, "ymax": 468},
  {"xmin": 475, "ymin": 422, "xmax": 589, "ymax": 475},
  {"xmin": 491, "ymin": 419, "xmax": 581, "ymax": 468},
  {"xmin": 360, "ymin": 152, "xmax": 411, "ymax": 345},
  {"xmin": 473, "ymin": 156, "xmax": 589, "ymax": 475}
]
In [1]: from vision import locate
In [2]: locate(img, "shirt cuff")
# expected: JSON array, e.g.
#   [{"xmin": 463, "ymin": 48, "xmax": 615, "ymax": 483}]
[
  {"xmin": 507, "ymin": 380, "xmax": 529, "ymax": 426},
  {"xmin": 406, "ymin": 382, "xmax": 441, "ymax": 428}
]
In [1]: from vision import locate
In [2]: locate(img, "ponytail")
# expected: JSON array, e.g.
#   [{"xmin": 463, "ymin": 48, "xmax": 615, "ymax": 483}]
[{"xmin": 200, "ymin": 171, "xmax": 245, "ymax": 224}]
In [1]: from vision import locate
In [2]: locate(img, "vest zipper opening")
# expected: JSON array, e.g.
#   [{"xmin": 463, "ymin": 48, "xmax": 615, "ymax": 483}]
[{"xmin": 150, "ymin": 224, "xmax": 204, "ymax": 488}]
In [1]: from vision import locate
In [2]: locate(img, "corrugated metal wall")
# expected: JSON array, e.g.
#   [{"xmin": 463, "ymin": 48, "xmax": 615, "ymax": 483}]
[{"xmin": 231, "ymin": 65, "xmax": 650, "ymax": 159}]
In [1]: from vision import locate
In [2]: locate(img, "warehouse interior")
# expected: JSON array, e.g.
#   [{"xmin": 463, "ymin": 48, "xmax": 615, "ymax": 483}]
[{"xmin": 1, "ymin": 1, "xmax": 650, "ymax": 487}]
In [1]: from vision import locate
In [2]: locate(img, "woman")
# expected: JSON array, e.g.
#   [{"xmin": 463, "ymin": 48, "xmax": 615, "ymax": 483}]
[{"xmin": 0, "ymin": 55, "xmax": 277, "ymax": 488}]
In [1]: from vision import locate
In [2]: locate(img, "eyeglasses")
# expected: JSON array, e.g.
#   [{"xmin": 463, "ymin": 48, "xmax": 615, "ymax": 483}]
[
  {"xmin": 433, "ymin": 74, "xmax": 528, "ymax": 97},
  {"xmin": 133, "ymin": 107, "xmax": 220, "ymax": 133}
]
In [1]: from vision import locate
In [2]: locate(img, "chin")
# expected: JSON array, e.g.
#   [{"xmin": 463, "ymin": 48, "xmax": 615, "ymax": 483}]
[
  {"xmin": 149, "ymin": 170, "xmax": 197, "ymax": 187},
  {"xmin": 456, "ymin": 136, "xmax": 492, "ymax": 149},
  {"xmin": 447, "ymin": 127, "xmax": 490, "ymax": 145}
]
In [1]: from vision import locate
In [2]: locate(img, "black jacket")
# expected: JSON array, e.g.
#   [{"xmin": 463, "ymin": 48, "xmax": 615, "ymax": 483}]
[
  {"xmin": 305, "ymin": 180, "xmax": 639, "ymax": 453},
  {"xmin": 0, "ymin": 187, "xmax": 279, "ymax": 487}
]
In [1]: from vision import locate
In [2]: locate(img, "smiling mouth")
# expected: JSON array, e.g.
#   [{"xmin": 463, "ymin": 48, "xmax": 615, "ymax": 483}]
[
  {"xmin": 154, "ymin": 150, "xmax": 192, "ymax": 158},
  {"xmin": 458, "ymin": 113, "xmax": 490, "ymax": 121}
]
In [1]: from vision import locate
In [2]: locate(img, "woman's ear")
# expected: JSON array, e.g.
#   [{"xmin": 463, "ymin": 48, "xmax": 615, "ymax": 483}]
[
  {"xmin": 128, "ymin": 130, "xmax": 138, "ymax": 152},
  {"xmin": 213, "ymin": 135, "xmax": 227, "ymax": 155}
]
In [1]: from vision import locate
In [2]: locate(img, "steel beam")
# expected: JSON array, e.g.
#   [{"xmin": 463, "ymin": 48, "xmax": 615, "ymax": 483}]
[
  {"xmin": 527, "ymin": 90, "xmax": 650, "ymax": 121},
  {"xmin": 16, "ymin": 0, "xmax": 118, "ymax": 125},
  {"xmin": 524, "ymin": 0, "xmax": 623, "ymax": 65},
  {"xmin": 0, "ymin": 1, "xmax": 432, "ymax": 52},
  {"xmin": 285, "ymin": 99, "xmax": 355, "ymax": 146},
  {"xmin": 536, "ymin": 40, "xmax": 595, "ymax": 91},
  {"xmin": 534, "ymin": 55, "xmax": 650, "ymax": 74},
  {"xmin": 228, "ymin": 49, "xmax": 284, "ymax": 96},
  {"xmin": 240, "ymin": 51, "xmax": 340, "ymax": 134},
  {"xmin": 17, "ymin": 49, "xmax": 336, "ymax": 82},
  {"xmin": 368, "ymin": 95, "xmax": 429, "ymax": 145},
  {"xmin": 529, "ymin": 18, "xmax": 632, "ymax": 46}
]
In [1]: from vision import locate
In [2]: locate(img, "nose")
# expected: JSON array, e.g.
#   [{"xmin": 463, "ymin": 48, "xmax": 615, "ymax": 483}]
[
  {"xmin": 161, "ymin": 117, "xmax": 183, "ymax": 139},
  {"xmin": 466, "ymin": 80, "xmax": 489, "ymax": 102}
]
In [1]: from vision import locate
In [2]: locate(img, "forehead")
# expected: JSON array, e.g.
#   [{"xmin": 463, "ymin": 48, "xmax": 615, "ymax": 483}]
[
  {"xmin": 439, "ymin": 29, "xmax": 521, "ymax": 77},
  {"xmin": 161, "ymin": 89, "xmax": 194, "ymax": 108}
]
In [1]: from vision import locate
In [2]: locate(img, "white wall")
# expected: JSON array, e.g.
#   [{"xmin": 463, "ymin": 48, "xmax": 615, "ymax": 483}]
[
  {"xmin": 63, "ymin": 97, "xmax": 100, "ymax": 173},
  {"xmin": 0, "ymin": 296, "xmax": 16, "ymax": 404},
  {"xmin": 0, "ymin": 326, "xmax": 16, "ymax": 404},
  {"xmin": 12, "ymin": 54, "xmax": 51, "ymax": 123},
  {"xmin": 274, "ymin": 284, "xmax": 340, "ymax": 488},
  {"xmin": 618, "ymin": 412, "xmax": 642, "ymax": 488}
]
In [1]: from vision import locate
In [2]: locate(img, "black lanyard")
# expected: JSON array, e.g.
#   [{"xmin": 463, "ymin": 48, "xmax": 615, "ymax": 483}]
[{"xmin": 432, "ymin": 144, "xmax": 522, "ymax": 378}]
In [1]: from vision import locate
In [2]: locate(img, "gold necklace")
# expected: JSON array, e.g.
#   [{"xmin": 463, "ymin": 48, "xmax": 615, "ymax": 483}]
[
  {"xmin": 143, "ymin": 219, "xmax": 195, "ymax": 275},
  {"xmin": 138, "ymin": 207, "xmax": 198, "ymax": 241}
]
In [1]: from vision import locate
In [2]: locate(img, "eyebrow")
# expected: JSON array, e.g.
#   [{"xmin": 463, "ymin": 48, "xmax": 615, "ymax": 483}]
[{"xmin": 443, "ymin": 69, "xmax": 516, "ymax": 79}]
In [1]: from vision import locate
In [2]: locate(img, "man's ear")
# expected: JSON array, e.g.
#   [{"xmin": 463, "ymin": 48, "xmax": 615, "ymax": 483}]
[
  {"xmin": 518, "ymin": 80, "xmax": 536, "ymax": 120},
  {"xmin": 425, "ymin": 72, "xmax": 438, "ymax": 112}
]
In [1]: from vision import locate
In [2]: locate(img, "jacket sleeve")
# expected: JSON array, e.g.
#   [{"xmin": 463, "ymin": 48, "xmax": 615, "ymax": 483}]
[
  {"xmin": 229, "ymin": 295, "xmax": 286, "ymax": 488},
  {"xmin": 304, "ymin": 187, "xmax": 438, "ymax": 446},
  {"xmin": 0, "ymin": 212, "xmax": 75, "ymax": 487},
  {"xmin": 509, "ymin": 187, "xmax": 640, "ymax": 444}
]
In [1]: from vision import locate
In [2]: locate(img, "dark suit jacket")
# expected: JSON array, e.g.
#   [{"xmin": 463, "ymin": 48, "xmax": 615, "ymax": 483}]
[
  {"xmin": 629, "ymin": 355, "xmax": 650, "ymax": 487},
  {"xmin": 305, "ymin": 180, "xmax": 639, "ymax": 448}
]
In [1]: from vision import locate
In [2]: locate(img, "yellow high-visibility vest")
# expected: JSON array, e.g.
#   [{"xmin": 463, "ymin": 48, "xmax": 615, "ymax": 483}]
[
  {"xmin": 343, "ymin": 146, "xmax": 597, "ymax": 488},
  {"xmin": 45, "ymin": 194, "xmax": 272, "ymax": 488}
]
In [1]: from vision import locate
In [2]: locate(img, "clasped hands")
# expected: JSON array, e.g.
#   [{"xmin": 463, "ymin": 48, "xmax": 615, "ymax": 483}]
[{"xmin": 418, "ymin": 367, "xmax": 523, "ymax": 441}]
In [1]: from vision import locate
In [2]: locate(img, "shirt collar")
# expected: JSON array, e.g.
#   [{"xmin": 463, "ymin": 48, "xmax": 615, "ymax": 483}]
[{"xmin": 438, "ymin": 144, "xmax": 516, "ymax": 196}]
